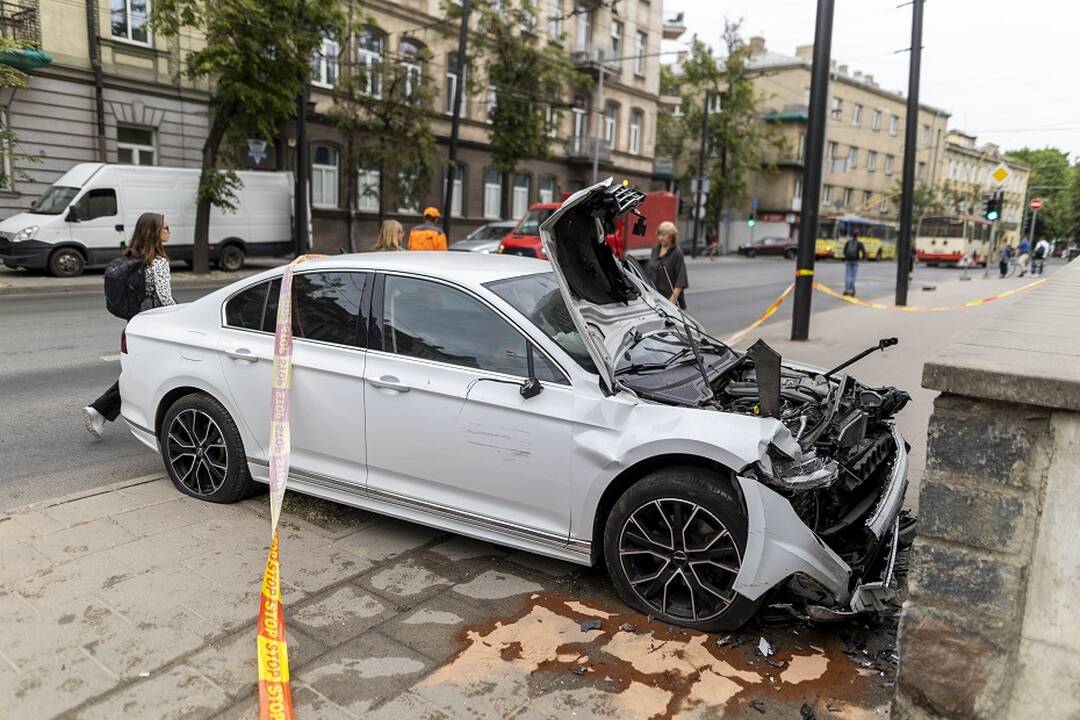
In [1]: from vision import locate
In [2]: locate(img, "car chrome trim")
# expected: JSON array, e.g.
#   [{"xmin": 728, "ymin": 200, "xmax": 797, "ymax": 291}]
[
  {"xmin": 245, "ymin": 457, "xmax": 589, "ymax": 558},
  {"xmin": 864, "ymin": 426, "xmax": 909, "ymax": 539}
]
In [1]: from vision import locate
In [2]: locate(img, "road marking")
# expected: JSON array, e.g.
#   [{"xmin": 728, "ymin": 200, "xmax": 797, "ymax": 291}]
[{"xmin": 99, "ymin": 354, "xmax": 121, "ymax": 362}]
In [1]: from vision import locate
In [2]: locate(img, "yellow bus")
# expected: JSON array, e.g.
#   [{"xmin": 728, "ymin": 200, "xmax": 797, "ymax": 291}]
[
  {"xmin": 815, "ymin": 215, "xmax": 898, "ymax": 261},
  {"xmin": 916, "ymin": 215, "xmax": 992, "ymax": 267}
]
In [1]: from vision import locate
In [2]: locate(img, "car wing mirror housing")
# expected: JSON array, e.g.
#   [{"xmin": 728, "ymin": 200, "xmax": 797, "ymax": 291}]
[{"xmin": 65, "ymin": 207, "xmax": 80, "ymax": 222}]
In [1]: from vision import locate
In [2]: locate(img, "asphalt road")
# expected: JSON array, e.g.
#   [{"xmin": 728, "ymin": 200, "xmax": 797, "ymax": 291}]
[{"xmin": 0, "ymin": 257, "xmax": 979, "ymax": 509}]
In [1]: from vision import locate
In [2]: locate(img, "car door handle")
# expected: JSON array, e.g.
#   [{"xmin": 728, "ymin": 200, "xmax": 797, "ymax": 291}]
[
  {"xmin": 115, "ymin": 224, "xmax": 124, "ymax": 232},
  {"xmin": 368, "ymin": 375, "xmax": 410, "ymax": 393},
  {"xmin": 225, "ymin": 347, "xmax": 258, "ymax": 363}
]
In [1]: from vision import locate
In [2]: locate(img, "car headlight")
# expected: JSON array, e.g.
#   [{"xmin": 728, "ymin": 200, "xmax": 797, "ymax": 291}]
[{"xmin": 13, "ymin": 225, "xmax": 39, "ymax": 242}]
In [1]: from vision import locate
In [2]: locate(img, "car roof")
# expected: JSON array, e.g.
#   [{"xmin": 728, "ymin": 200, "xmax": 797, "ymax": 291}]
[{"xmin": 279, "ymin": 251, "xmax": 552, "ymax": 286}]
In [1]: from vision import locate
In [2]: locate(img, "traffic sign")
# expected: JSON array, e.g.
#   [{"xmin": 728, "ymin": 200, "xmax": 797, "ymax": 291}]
[
  {"xmin": 751, "ymin": 196, "xmax": 760, "ymax": 210},
  {"xmin": 990, "ymin": 163, "xmax": 1010, "ymax": 186},
  {"xmin": 691, "ymin": 178, "xmax": 710, "ymax": 194},
  {"xmin": 1030, "ymin": 197, "xmax": 1043, "ymax": 211}
]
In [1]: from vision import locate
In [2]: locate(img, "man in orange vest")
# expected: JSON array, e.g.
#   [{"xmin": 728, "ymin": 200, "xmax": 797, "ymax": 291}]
[{"xmin": 407, "ymin": 207, "xmax": 448, "ymax": 251}]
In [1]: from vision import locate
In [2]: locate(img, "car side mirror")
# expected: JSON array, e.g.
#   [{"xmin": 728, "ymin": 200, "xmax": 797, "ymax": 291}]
[
  {"xmin": 65, "ymin": 207, "xmax": 80, "ymax": 222},
  {"xmin": 520, "ymin": 343, "xmax": 543, "ymax": 399}
]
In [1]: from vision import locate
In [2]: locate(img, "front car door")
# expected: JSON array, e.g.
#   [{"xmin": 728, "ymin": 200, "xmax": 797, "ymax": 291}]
[
  {"xmin": 69, "ymin": 187, "xmax": 126, "ymax": 263},
  {"xmin": 363, "ymin": 272, "xmax": 574, "ymax": 543}
]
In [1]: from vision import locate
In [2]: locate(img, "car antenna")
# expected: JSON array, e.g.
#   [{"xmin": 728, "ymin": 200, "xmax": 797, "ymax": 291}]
[
  {"xmin": 661, "ymin": 264, "xmax": 715, "ymax": 403},
  {"xmin": 823, "ymin": 337, "xmax": 899, "ymax": 379}
]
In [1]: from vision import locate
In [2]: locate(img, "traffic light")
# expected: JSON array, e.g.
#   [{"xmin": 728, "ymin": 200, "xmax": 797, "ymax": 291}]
[
  {"xmin": 984, "ymin": 190, "xmax": 1004, "ymax": 222},
  {"xmin": 747, "ymin": 208, "xmax": 757, "ymax": 227}
]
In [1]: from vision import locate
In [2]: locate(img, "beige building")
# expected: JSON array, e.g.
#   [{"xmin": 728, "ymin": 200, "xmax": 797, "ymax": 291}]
[
  {"xmin": 1, "ymin": 0, "xmax": 682, "ymax": 249},
  {"xmin": 937, "ymin": 131, "xmax": 1030, "ymax": 246}
]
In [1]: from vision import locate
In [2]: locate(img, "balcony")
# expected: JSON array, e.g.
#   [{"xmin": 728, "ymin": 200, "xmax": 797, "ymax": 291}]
[
  {"xmin": 0, "ymin": 0, "xmax": 50, "ymax": 71},
  {"xmin": 663, "ymin": 12, "xmax": 686, "ymax": 40},
  {"xmin": 570, "ymin": 44, "xmax": 621, "ymax": 78},
  {"xmin": 566, "ymin": 136, "xmax": 612, "ymax": 165}
]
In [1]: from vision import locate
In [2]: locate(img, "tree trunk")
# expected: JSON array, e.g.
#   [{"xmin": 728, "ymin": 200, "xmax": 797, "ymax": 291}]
[
  {"xmin": 376, "ymin": 159, "xmax": 386, "ymax": 229},
  {"xmin": 193, "ymin": 101, "xmax": 236, "ymax": 275},
  {"xmin": 345, "ymin": 136, "xmax": 356, "ymax": 253}
]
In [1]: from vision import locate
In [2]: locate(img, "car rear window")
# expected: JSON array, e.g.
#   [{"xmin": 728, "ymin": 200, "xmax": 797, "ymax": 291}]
[{"xmin": 228, "ymin": 272, "xmax": 368, "ymax": 348}]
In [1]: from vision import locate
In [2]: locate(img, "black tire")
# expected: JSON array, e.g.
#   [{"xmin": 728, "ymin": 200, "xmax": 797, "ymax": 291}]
[
  {"xmin": 784, "ymin": 248, "xmax": 797, "ymax": 260},
  {"xmin": 603, "ymin": 466, "xmax": 761, "ymax": 632},
  {"xmin": 159, "ymin": 392, "xmax": 255, "ymax": 503},
  {"xmin": 218, "ymin": 244, "xmax": 245, "ymax": 272},
  {"xmin": 48, "ymin": 247, "xmax": 85, "ymax": 277},
  {"xmin": 745, "ymin": 249, "xmax": 757, "ymax": 258}
]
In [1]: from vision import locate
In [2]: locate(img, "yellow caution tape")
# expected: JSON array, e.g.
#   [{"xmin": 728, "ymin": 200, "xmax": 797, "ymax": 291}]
[
  {"xmin": 812, "ymin": 277, "xmax": 1047, "ymax": 312},
  {"xmin": 725, "ymin": 282, "xmax": 796, "ymax": 345},
  {"xmin": 795, "ymin": 269, "xmax": 815, "ymax": 277}
]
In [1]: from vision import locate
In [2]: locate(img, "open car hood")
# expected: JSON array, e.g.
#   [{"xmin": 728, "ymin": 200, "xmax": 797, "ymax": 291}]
[{"xmin": 539, "ymin": 179, "xmax": 679, "ymax": 394}]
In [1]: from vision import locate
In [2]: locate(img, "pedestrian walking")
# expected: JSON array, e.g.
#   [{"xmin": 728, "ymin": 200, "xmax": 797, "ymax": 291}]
[
  {"xmin": 1017, "ymin": 237, "xmax": 1031, "ymax": 277},
  {"xmin": 998, "ymin": 243, "xmax": 1014, "ymax": 278},
  {"xmin": 842, "ymin": 229, "xmax": 867, "ymax": 296},
  {"xmin": 83, "ymin": 213, "xmax": 175, "ymax": 439},
  {"xmin": 705, "ymin": 228, "xmax": 719, "ymax": 259},
  {"xmin": 1032, "ymin": 237, "xmax": 1051, "ymax": 276},
  {"xmin": 407, "ymin": 207, "xmax": 448, "ymax": 251},
  {"xmin": 373, "ymin": 219, "xmax": 405, "ymax": 251},
  {"xmin": 647, "ymin": 221, "xmax": 689, "ymax": 309}
]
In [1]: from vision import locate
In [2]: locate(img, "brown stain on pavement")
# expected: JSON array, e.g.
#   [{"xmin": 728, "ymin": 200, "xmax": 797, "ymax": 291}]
[{"xmin": 426, "ymin": 591, "xmax": 881, "ymax": 719}]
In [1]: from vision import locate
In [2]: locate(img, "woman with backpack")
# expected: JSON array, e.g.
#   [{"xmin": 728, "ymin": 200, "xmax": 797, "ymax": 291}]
[{"xmin": 83, "ymin": 212, "xmax": 175, "ymax": 438}]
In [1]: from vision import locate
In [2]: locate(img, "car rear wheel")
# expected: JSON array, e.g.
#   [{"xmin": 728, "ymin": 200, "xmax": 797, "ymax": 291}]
[
  {"xmin": 745, "ymin": 249, "xmax": 757, "ymax": 258},
  {"xmin": 784, "ymin": 248, "xmax": 797, "ymax": 260},
  {"xmin": 218, "ymin": 244, "xmax": 245, "ymax": 272},
  {"xmin": 160, "ymin": 393, "xmax": 256, "ymax": 503},
  {"xmin": 48, "ymin": 248, "xmax": 85, "ymax": 277},
  {"xmin": 603, "ymin": 466, "xmax": 761, "ymax": 632}
]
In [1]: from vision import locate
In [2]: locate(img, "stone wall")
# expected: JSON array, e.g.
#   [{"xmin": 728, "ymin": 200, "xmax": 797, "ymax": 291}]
[{"xmin": 893, "ymin": 260, "xmax": 1080, "ymax": 719}]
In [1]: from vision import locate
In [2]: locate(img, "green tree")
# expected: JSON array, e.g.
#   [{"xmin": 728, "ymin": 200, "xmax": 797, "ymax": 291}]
[
  {"xmin": 329, "ymin": 18, "xmax": 437, "ymax": 242},
  {"xmin": 1063, "ymin": 161, "xmax": 1080, "ymax": 243},
  {"xmin": 152, "ymin": 0, "xmax": 341, "ymax": 273},
  {"xmin": 1004, "ymin": 147, "xmax": 1072, "ymax": 241}
]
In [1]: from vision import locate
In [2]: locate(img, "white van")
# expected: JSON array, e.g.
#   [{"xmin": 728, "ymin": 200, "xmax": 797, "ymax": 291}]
[{"xmin": 0, "ymin": 163, "xmax": 294, "ymax": 277}]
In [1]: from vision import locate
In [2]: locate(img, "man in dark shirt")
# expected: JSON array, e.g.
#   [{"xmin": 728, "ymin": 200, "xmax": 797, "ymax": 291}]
[
  {"xmin": 647, "ymin": 221, "xmax": 689, "ymax": 309},
  {"xmin": 843, "ymin": 229, "xmax": 867, "ymax": 296}
]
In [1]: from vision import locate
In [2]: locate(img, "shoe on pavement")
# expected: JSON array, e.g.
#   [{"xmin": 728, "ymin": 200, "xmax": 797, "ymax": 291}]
[{"xmin": 83, "ymin": 406, "xmax": 105, "ymax": 439}]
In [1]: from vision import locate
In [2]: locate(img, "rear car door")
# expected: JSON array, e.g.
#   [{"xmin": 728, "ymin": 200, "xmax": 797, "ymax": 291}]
[
  {"xmin": 363, "ymin": 272, "xmax": 574, "ymax": 542},
  {"xmin": 218, "ymin": 270, "xmax": 372, "ymax": 485}
]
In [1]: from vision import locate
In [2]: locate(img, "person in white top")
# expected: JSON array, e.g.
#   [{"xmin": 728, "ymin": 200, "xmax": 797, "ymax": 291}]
[
  {"xmin": 1032, "ymin": 238, "xmax": 1052, "ymax": 277},
  {"xmin": 83, "ymin": 213, "xmax": 175, "ymax": 438}
]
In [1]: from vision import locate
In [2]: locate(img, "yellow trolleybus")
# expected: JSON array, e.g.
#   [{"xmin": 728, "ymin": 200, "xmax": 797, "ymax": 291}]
[{"xmin": 815, "ymin": 215, "xmax": 898, "ymax": 261}]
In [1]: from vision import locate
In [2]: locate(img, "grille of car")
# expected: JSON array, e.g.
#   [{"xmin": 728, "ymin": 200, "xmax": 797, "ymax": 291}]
[
  {"xmin": 0, "ymin": 234, "xmax": 12, "ymax": 257},
  {"xmin": 501, "ymin": 247, "xmax": 537, "ymax": 258}
]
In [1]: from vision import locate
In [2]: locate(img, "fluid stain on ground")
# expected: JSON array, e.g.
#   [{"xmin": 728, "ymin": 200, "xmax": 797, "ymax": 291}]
[{"xmin": 422, "ymin": 591, "xmax": 882, "ymax": 719}]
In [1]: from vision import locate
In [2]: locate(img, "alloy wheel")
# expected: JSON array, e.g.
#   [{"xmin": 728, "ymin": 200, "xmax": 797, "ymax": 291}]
[
  {"xmin": 166, "ymin": 408, "xmax": 230, "ymax": 496},
  {"xmin": 619, "ymin": 498, "xmax": 742, "ymax": 622}
]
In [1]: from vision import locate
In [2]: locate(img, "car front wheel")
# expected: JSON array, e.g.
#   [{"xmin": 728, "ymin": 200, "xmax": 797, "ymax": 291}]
[
  {"xmin": 160, "ymin": 393, "xmax": 255, "ymax": 503},
  {"xmin": 603, "ymin": 466, "xmax": 761, "ymax": 632}
]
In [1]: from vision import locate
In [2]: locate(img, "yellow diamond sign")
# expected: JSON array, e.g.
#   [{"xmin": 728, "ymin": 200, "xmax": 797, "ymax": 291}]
[{"xmin": 990, "ymin": 164, "xmax": 1010, "ymax": 185}]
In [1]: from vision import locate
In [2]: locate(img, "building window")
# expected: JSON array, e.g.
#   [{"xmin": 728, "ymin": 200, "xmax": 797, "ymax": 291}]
[
  {"xmin": 449, "ymin": 164, "xmax": 464, "ymax": 217},
  {"xmin": 486, "ymin": 85, "xmax": 497, "ymax": 123},
  {"xmin": 822, "ymin": 185, "xmax": 833, "ymax": 205},
  {"xmin": 358, "ymin": 28, "xmax": 385, "ymax": 98},
  {"xmin": 628, "ymin": 109, "xmax": 642, "ymax": 155},
  {"xmin": 604, "ymin": 103, "xmax": 618, "ymax": 149},
  {"xmin": 803, "ymin": 87, "xmax": 811, "ymax": 106},
  {"xmin": 920, "ymin": 124, "xmax": 930, "ymax": 145},
  {"xmin": 446, "ymin": 52, "xmax": 466, "ymax": 114},
  {"xmin": 511, "ymin": 174, "xmax": 530, "ymax": 218},
  {"xmin": 884, "ymin": 154, "xmax": 895, "ymax": 175},
  {"xmin": 863, "ymin": 190, "xmax": 872, "ymax": 207},
  {"xmin": 397, "ymin": 169, "xmax": 420, "ymax": 214},
  {"xmin": 358, "ymin": 165, "xmax": 380, "ymax": 212},
  {"xmin": 794, "ymin": 177, "xmax": 802, "ymax": 199},
  {"xmin": 539, "ymin": 175, "xmax": 556, "ymax": 204},
  {"xmin": 871, "ymin": 109, "xmax": 881, "ymax": 131},
  {"xmin": 116, "ymin": 126, "xmax": 155, "ymax": 165},
  {"xmin": 634, "ymin": 31, "xmax": 646, "ymax": 75},
  {"xmin": 610, "ymin": 20, "xmax": 622, "ymax": 58},
  {"xmin": 311, "ymin": 145, "xmax": 340, "ymax": 209},
  {"xmin": 111, "ymin": 0, "xmax": 150, "ymax": 44},
  {"xmin": 547, "ymin": 0, "xmax": 563, "ymax": 39},
  {"xmin": 797, "ymin": 132, "xmax": 805, "ymax": 162},
  {"xmin": 917, "ymin": 161, "xmax": 926, "ymax": 180},
  {"xmin": 312, "ymin": 33, "xmax": 339, "ymax": 88},
  {"xmin": 842, "ymin": 187, "xmax": 853, "ymax": 207},
  {"xmin": 544, "ymin": 104, "xmax": 559, "ymax": 138},
  {"xmin": 830, "ymin": 96, "xmax": 843, "ymax": 120},
  {"xmin": 571, "ymin": 97, "xmax": 589, "ymax": 151},
  {"xmin": 847, "ymin": 146, "xmax": 858, "ymax": 170},
  {"xmin": 708, "ymin": 93, "xmax": 722, "ymax": 114},
  {"xmin": 400, "ymin": 39, "xmax": 424, "ymax": 99},
  {"xmin": 866, "ymin": 150, "xmax": 877, "ymax": 171},
  {"xmin": 576, "ymin": 5, "xmax": 592, "ymax": 49},
  {"xmin": 889, "ymin": 114, "xmax": 899, "ymax": 135},
  {"xmin": 483, "ymin": 168, "xmax": 502, "ymax": 219},
  {"xmin": 879, "ymin": 196, "xmax": 889, "ymax": 213},
  {"xmin": 852, "ymin": 103, "xmax": 862, "ymax": 126}
]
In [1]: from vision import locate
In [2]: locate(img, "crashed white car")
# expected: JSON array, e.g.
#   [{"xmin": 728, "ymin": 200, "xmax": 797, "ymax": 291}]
[{"xmin": 120, "ymin": 180, "xmax": 911, "ymax": 631}]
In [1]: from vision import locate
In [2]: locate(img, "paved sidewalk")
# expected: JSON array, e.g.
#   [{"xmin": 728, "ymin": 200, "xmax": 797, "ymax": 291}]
[
  {"xmin": 0, "ymin": 259, "xmax": 283, "ymax": 296},
  {"xmin": 0, "ymin": 475, "xmax": 896, "ymax": 719}
]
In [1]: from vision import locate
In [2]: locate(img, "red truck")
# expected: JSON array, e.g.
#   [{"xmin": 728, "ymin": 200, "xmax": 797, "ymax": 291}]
[{"xmin": 498, "ymin": 189, "xmax": 677, "ymax": 260}]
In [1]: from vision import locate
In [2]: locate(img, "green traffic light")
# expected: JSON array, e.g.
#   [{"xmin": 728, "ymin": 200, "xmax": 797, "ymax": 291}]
[
  {"xmin": 987, "ymin": 210, "xmax": 999, "ymax": 221},
  {"xmin": 747, "ymin": 218, "xmax": 756, "ymax": 226}
]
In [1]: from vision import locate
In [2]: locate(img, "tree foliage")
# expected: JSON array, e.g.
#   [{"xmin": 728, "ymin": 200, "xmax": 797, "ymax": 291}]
[
  {"xmin": 0, "ymin": 38, "xmax": 41, "ymax": 187},
  {"xmin": 1004, "ymin": 147, "xmax": 1072, "ymax": 240}
]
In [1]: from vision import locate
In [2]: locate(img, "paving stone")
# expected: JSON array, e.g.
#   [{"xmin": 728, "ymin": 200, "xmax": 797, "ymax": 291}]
[
  {"xmin": 109, "ymin": 496, "xmax": 213, "ymax": 537},
  {"xmin": 379, "ymin": 595, "xmax": 488, "ymax": 664},
  {"xmin": 117, "ymin": 477, "xmax": 181, "ymax": 507},
  {"xmin": 210, "ymin": 693, "xmax": 259, "ymax": 720},
  {"xmin": 357, "ymin": 557, "xmax": 455, "ymax": 608},
  {"xmin": 412, "ymin": 671, "xmax": 532, "ymax": 720},
  {"xmin": 291, "ymin": 584, "xmax": 395, "ymax": 646},
  {"xmin": 76, "ymin": 664, "xmax": 231, "ymax": 720},
  {"xmin": 0, "ymin": 516, "xmax": 35, "ymax": 549},
  {"xmin": 186, "ymin": 510, "xmax": 270, "ymax": 547},
  {"xmin": 184, "ymin": 625, "xmax": 325, "ymax": 699},
  {"xmin": 428, "ymin": 536, "xmax": 510, "ymax": 563},
  {"xmin": 96, "ymin": 526, "xmax": 210, "ymax": 573},
  {"xmin": 281, "ymin": 541, "xmax": 374, "ymax": 594},
  {"xmin": 293, "ymin": 683, "xmax": 361, "ymax": 720},
  {"xmin": 182, "ymin": 541, "xmax": 283, "ymax": 589},
  {"xmin": 334, "ymin": 518, "xmax": 446, "ymax": 565},
  {"xmin": 3, "ymin": 597, "xmax": 128, "ymax": 670},
  {"xmin": 0, "ymin": 542, "xmax": 52, "ymax": 585},
  {"xmin": 362, "ymin": 690, "xmax": 454, "ymax": 720},
  {"xmin": 84, "ymin": 605, "xmax": 208, "ymax": 680},
  {"xmin": 0, "ymin": 583, "xmax": 37, "ymax": 623},
  {"xmin": 42, "ymin": 491, "xmax": 140, "ymax": 526},
  {"xmin": 451, "ymin": 570, "xmax": 544, "ymax": 602},
  {"xmin": 0, "ymin": 648, "xmax": 116, "ymax": 720},
  {"xmin": 10, "ymin": 509, "xmax": 67, "ymax": 536},
  {"xmin": 15, "ymin": 551, "xmax": 137, "ymax": 610},
  {"xmin": 297, "ymin": 632, "xmax": 432, "ymax": 715},
  {"xmin": 505, "ymin": 551, "xmax": 582, "ymax": 579},
  {"xmin": 28, "ymin": 517, "xmax": 138, "ymax": 564}
]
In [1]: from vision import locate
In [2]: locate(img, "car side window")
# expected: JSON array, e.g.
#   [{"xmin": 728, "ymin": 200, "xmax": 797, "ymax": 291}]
[
  {"xmin": 225, "ymin": 281, "xmax": 269, "ymax": 330},
  {"xmin": 260, "ymin": 273, "xmax": 367, "ymax": 348},
  {"xmin": 381, "ymin": 275, "xmax": 565, "ymax": 383},
  {"xmin": 73, "ymin": 188, "xmax": 117, "ymax": 221}
]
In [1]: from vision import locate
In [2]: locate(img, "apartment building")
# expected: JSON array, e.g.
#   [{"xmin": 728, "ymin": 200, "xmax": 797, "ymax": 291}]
[
  {"xmin": 0, "ymin": 0, "xmax": 681, "ymax": 249},
  {"xmin": 938, "ymin": 131, "xmax": 1029, "ymax": 246}
]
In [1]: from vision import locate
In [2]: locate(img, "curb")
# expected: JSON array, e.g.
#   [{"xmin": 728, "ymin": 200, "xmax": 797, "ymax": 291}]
[
  {"xmin": 0, "ymin": 272, "xmax": 261, "ymax": 298},
  {"xmin": 3, "ymin": 472, "xmax": 167, "ymax": 515}
]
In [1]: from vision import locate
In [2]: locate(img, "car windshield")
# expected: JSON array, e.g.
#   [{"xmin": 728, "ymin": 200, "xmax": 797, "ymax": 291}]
[
  {"xmin": 472, "ymin": 225, "xmax": 511, "ymax": 242},
  {"xmin": 486, "ymin": 272, "xmax": 597, "ymax": 373},
  {"xmin": 29, "ymin": 186, "xmax": 79, "ymax": 215},
  {"xmin": 515, "ymin": 209, "xmax": 555, "ymax": 236}
]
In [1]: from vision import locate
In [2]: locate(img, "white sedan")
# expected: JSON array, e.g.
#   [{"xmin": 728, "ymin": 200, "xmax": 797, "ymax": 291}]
[{"xmin": 120, "ymin": 180, "xmax": 912, "ymax": 631}]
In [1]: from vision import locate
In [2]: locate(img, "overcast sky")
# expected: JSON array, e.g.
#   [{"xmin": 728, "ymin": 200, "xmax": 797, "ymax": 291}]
[{"xmin": 663, "ymin": 0, "xmax": 1079, "ymax": 161}]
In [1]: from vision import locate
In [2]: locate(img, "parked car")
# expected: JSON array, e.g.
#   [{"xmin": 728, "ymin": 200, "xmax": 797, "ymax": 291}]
[
  {"xmin": 739, "ymin": 236, "xmax": 798, "ymax": 259},
  {"xmin": 121, "ymin": 180, "xmax": 912, "ymax": 631},
  {"xmin": 448, "ymin": 220, "xmax": 518, "ymax": 253},
  {"xmin": 0, "ymin": 163, "xmax": 293, "ymax": 277},
  {"xmin": 497, "ymin": 202, "xmax": 561, "ymax": 259}
]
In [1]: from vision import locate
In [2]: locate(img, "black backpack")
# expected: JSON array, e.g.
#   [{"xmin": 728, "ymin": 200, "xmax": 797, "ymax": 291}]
[
  {"xmin": 844, "ymin": 238, "xmax": 861, "ymax": 261},
  {"xmin": 104, "ymin": 255, "xmax": 148, "ymax": 320},
  {"xmin": 1033, "ymin": 244, "xmax": 1046, "ymax": 260}
]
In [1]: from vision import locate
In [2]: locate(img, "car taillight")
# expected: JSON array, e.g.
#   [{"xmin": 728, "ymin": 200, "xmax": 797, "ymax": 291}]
[
  {"xmin": 497, "ymin": 243, "xmax": 505, "ymax": 254},
  {"xmin": 121, "ymin": 328, "xmax": 128, "ymax": 354}
]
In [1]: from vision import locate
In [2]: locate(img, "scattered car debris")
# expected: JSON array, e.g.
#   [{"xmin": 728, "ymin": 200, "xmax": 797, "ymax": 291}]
[
  {"xmin": 569, "ymin": 665, "xmax": 588, "ymax": 676},
  {"xmin": 580, "ymin": 619, "xmax": 603, "ymax": 632},
  {"xmin": 618, "ymin": 622, "xmax": 636, "ymax": 633},
  {"xmin": 749, "ymin": 699, "xmax": 767, "ymax": 714},
  {"xmin": 800, "ymin": 702, "xmax": 818, "ymax": 720},
  {"xmin": 757, "ymin": 637, "xmax": 775, "ymax": 657}
]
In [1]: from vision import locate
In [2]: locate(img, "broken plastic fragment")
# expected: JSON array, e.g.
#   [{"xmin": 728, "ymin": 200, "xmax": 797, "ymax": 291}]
[
  {"xmin": 757, "ymin": 637, "xmax": 774, "ymax": 657},
  {"xmin": 580, "ymin": 619, "xmax": 603, "ymax": 632},
  {"xmin": 569, "ymin": 665, "xmax": 588, "ymax": 675}
]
